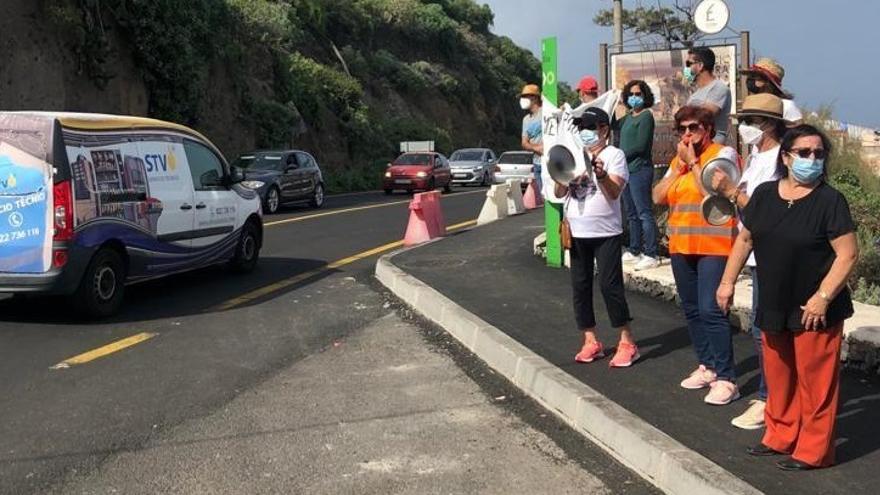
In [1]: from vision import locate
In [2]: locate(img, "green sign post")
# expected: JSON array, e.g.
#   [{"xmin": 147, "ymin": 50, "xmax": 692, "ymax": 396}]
[{"xmin": 542, "ymin": 37, "xmax": 563, "ymax": 268}]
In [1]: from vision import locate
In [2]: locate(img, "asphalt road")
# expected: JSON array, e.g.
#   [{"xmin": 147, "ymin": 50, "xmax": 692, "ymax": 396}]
[{"xmin": 0, "ymin": 187, "xmax": 490, "ymax": 495}]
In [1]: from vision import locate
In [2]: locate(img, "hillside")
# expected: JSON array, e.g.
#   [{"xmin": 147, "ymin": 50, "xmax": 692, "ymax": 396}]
[{"xmin": 0, "ymin": 0, "xmax": 563, "ymax": 190}]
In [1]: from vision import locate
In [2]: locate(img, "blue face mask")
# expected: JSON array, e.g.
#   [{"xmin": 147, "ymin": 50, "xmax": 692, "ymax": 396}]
[
  {"xmin": 683, "ymin": 66, "xmax": 696, "ymax": 85},
  {"xmin": 579, "ymin": 129, "xmax": 600, "ymax": 148},
  {"xmin": 790, "ymin": 157, "xmax": 824, "ymax": 184},
  {"xmin": 627, "ymin": 95, "xmax": 645, "ymax": 109}
]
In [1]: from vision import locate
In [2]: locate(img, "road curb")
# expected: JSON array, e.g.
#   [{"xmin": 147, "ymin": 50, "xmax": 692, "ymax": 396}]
[{"xmin": 376, "ymin": 251, "xmax": 763, "ymax": 495}]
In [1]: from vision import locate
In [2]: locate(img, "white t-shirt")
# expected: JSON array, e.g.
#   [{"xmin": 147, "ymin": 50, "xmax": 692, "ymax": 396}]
[
  {"xmin": 782, "ymin": 99, "xmax": 803, "ymax": 123},
  {"xmin": 739, "ymin": 144, "xmax": 780, "ymax": 266},
  {"xmin": 565, "ymin": 146, "xmax": 629, "ymax": 238}
]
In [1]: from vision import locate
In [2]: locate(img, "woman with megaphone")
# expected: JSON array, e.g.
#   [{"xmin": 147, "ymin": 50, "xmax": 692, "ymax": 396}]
[
  {"xmin": 652, "ymin": 105, "xmax": 742, "ymax": 406},
  {"xmin": 551, "ymin": 107, "xmax": 641, "ymax": 368}
]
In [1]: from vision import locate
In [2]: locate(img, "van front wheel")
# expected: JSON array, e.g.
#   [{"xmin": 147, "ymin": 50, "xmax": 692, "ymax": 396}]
[
  {"xmin": 75, "ymin": 248, "xmax": 126, "ymax": 318},
  {"xmin": 230, "ymin": 221, "xmax": 261, "ymax": 273}
]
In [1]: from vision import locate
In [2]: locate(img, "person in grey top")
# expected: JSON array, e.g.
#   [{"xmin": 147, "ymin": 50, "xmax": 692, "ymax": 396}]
[{"xmin": 685, "ymin": 47, "xmax": 731, "ymax": 144}]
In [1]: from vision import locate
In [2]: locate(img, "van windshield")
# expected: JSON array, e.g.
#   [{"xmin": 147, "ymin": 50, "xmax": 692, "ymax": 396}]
[{"xmin": 235, "ymin": 153, "xmax": 284, "ymax": 171}]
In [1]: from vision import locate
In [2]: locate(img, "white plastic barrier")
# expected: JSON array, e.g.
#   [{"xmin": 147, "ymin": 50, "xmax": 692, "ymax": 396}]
[
  {"xmin": 505, "ymin": 179, "xmax": 525, "ymax": 215},
  {"xmin": 477, "ymin": 183, "xmax": 509, "ymax": 225}
]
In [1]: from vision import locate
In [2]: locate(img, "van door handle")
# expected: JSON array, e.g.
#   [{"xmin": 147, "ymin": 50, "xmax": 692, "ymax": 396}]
[
  {"xmin": 180, "ymin": 203, "xmax": 193, "ymax": 210},
  {"xmin": 195, "ymin": 203, "xmax": 207, "ymax": 209}
]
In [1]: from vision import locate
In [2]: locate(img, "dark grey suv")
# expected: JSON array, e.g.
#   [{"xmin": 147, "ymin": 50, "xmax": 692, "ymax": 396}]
[{"xmin": 234, "ymin": 150, "xmax": 325, "ymax": 214}]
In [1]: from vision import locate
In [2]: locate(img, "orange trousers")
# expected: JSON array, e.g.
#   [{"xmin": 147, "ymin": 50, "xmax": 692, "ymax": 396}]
[{"xmin": 761, "ymin": 323, "xmax": 843, "ymax": 467}]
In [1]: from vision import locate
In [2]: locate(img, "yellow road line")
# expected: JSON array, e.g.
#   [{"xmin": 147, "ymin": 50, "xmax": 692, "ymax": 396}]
[
  {"xmin": 212, "ymin": 219, "xmax": 478, "ymax": 311},
  {"xmin": 264, "ymin": 189, "xmax": 485, "ymax": 228},
  {"xmin": 50, "ymin": 332, "xmax": 158, "ymax": 370}
]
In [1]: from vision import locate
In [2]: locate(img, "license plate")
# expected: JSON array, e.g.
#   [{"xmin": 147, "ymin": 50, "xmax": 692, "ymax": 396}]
[
  {"xmin": 453, "ymin": 174, "xmax": 467, "ymax": 178},
  {"xmin": 395, "ymin": 179, "xmax": 412, "ymax": 184}
]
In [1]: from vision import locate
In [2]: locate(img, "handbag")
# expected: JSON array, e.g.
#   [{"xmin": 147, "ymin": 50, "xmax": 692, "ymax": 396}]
[{"xmin": 559, "ymin": 195, "xmax": 572, "ymax": 250}]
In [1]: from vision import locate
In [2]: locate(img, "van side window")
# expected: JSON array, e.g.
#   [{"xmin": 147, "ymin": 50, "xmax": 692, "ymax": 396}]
[{"xmin": 183, "ymin": 140, "xmax": 224, "ymax": 190}]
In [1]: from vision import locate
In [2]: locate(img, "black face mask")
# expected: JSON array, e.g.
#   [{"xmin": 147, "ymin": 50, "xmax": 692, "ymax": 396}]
[{"xmin": 747, "ymin": 78, "xmax": 764, "ymax": 95}]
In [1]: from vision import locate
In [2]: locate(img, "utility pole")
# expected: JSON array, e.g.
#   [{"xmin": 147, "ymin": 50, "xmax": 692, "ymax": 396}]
[{"xmin": 612, "ymin": 0, "xmax": 623, "ymax": 53}]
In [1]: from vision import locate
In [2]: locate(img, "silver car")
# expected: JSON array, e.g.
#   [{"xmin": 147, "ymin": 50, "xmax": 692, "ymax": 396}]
[
  {"xmin": 449, "ymin": 148, "xmax": 496, "ymax": 186},
  {"xmin": 494, "ymin": 151, "xmax": 535, "ymax": 184}
]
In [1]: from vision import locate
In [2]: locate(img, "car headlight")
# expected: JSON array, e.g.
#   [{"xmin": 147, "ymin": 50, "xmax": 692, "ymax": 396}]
[
  {"xmin": 473, "ymin": 166, "xmax": 482, "ymax": 171},
  {"xmin": 384, "ymin": 171, "xmax": 392, "ymax": 178},
  {"xmin": 241, "ymin": 180, "xmax": 265, "ymax": 189},
  {"xmin": 416, "ymin": 171, "xmax": 428, "ymax": 178}
]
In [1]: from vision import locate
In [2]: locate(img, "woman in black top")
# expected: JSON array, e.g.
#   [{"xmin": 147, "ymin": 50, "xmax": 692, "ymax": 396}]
[{"xmin": 716, "ymin": 125, "xmax": 858, "ymax": 471}]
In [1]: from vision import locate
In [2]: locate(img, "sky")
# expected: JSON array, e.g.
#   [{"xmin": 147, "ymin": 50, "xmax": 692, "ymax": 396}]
[{"xmin": 482, "ymin": 0, "xmax": 880, "ymax": 128}]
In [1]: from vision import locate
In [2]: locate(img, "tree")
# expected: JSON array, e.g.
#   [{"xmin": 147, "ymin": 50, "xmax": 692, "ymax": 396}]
[{"xmin": 593, "ymin": 0, "xmax": 703, "ymax": 50}]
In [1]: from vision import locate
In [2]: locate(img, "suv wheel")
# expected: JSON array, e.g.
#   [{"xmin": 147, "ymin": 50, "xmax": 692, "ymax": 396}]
[
  {"xmin": 265, "ymin": 186, "xmax": 280, "ymax": 214},
  {"xmin": 75, "ymin": 248, "xmax": 126, "ymax": 318},
  {"xmin": 310, "ymin": 183, "xmax": 325, "ymax": 208}
]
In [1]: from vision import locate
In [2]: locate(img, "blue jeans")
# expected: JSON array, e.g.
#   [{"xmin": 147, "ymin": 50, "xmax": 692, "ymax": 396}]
[
  {"xmin": 750, "ymin": 267, "xmax": 767, "ymax": 400},
  {"xmin": 532, "ymin": 163, "xmax": 543, "ymax": 193},
  {"xmin": 670, "ymin": 254, "xmax": 736, "ymax": 381},
  {"xmin": 622, "ymin": 165, "xmax": 658, "ymax": 257}
]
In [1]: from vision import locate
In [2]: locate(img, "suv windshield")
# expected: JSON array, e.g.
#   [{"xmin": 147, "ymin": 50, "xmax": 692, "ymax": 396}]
[
  {"xmin": 450, "ymin": 151, "xmax": 484, "ymax": 161},
  {"xmin": 234, "ymin": 153, "xmax": 284, "ymax": 170},
  {"xmin": 499, "ymin": 152, "xmax": 534, "ymax": 165},
  {"xmin": 394, "ymin": 153, "xmax": 432, "ymax": 165}
]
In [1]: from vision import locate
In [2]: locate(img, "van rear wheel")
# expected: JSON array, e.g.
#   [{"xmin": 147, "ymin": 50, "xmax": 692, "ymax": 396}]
[{"xmin": 75, "ymin": 248, "xmax": 126, "ymax": 318}]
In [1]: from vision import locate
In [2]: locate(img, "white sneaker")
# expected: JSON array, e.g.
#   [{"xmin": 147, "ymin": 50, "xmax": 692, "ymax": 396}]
[
  {"xmin": 731, "ymin": 399, "xmax": 766, "ymax": 430},
  {"xmin": 633, "ymin": 255, "xmax": 660, "ymax": 271},
  {"xmin": 622, "ymin": 251, "xmax": 639, "ymax": 264}
]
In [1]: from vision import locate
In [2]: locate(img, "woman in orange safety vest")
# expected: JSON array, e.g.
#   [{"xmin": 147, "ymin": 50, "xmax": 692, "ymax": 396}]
[{"xmin": 652, "ymin": 105, "xmax": 741, "ymax": 406}]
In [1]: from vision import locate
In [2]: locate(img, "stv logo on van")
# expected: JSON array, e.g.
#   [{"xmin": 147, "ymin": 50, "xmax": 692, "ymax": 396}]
[{"xmin": 144, "ymin": 150, "xmax": 178, "ymax": 173}]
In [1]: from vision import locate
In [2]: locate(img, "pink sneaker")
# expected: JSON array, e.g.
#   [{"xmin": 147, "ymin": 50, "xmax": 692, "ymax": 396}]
[
  {"xmin": 704, "ymin": 380, "xmax": 740, "ymax": 405},
  {"xmin": 575, "ymin": 341, "xmax": 605, "ymax": 363},
  {"xmin": 680, "ymin": 365, "xmax": 717, "ymax": 389},
  {"xmin": 609, "ymin": 342, "xmax": 640, "ymax": 368}
]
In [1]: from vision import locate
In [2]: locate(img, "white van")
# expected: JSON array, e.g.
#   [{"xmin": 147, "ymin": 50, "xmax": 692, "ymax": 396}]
[{"xmin": 0, "ymin": 112, "xmax": 263, "ymax": 317}]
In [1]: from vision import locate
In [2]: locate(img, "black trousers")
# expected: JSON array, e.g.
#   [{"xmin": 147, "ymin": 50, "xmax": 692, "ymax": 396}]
[{"xmin": 570, "ymin": 234, "xmax": 632, "ymax": 330}]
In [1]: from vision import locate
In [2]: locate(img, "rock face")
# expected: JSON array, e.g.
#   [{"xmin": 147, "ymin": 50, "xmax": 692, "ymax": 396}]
[{"xmin": 1, "ymin": 0, "xmax": 545, "ymax": 175}]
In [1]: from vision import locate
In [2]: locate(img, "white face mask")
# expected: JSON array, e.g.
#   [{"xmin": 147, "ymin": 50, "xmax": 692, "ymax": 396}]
[
  {"xmin": 738, "ymin": 124, "xmax": 764, "ymax": 146},
  {"xmin": 519, "ymin": 97, "xmax": 532, "ymax": 110}
]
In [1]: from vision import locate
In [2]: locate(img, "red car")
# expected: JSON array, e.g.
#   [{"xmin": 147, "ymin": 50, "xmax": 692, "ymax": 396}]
[{"xmin": 383, "ymin": 152, "xmax": 453, "ymax": 195}]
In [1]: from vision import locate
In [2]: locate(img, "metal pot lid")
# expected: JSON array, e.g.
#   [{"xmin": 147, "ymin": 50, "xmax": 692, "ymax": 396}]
[
  {"xmin": 701, "ymin": 195, "xmax": 737, "ymax": 226},
  {"xmin": 700, "ymin": 157, "xmax": 741, "ymax": 193}
]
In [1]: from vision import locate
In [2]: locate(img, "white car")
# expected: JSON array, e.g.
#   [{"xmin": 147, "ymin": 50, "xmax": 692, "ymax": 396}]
[{"xmin": 494, "ymin": 151, "xmax": 535, "ymax": 185}]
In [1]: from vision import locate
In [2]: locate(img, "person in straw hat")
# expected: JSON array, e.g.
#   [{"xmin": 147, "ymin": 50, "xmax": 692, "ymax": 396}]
[
  {"xmin": 740, "ymin": 58, "xmax": 803, "ymax": 124},
  {"xmin": 712, "ymin": 93, "xmax": 789, "ymax": 430},
  {"xmin": 520, "ymin": 83, "xmax": 544, "ymax": 192}
]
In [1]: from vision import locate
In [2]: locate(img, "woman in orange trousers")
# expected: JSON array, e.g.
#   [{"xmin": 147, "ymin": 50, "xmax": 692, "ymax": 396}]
[{"xmin": 716, "ymin": 124, "xmax": 859, "ymax": 470}]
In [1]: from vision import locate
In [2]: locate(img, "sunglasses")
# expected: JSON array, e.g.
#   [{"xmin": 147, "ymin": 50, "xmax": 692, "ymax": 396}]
[
  {"xmin": 788, "ymin": 148, "xmax": 828, "ymax": 160},
  {"xmin": 676, "ymin": 123, "xmax": 703, "ymax": 134},
  {"xmin": 685, "ymin": 60, "xmax": 699, "ymax": 68}
]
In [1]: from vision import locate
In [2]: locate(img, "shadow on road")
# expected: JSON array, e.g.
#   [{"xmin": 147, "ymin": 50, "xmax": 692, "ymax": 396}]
[{"xmin": 0, "ymin": 257, "xmax": 334, "ymax": 325}]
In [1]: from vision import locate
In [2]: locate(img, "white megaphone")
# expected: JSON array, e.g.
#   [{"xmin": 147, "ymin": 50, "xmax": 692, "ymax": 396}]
[{"xmin": 545, "ymin": 110, "xmax": 590, "ymax": 186}]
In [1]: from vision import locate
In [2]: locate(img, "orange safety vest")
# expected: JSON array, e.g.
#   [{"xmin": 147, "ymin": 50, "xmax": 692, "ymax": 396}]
[{"xmin": 666, "ymin": 143, "xmax": 739, "ymax": 256}]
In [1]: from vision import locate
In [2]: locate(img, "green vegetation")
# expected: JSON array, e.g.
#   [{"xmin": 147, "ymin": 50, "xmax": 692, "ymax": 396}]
[{"xmin": 44, "ymin": 0, "xmax": 542, "ymax": 193}]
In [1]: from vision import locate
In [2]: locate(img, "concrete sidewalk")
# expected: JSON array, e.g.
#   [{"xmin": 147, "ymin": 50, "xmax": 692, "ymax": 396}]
[
  {"xmin": 45, "ymin": 310, "xmax": 656, "ymax": 495},
  {"xmin": 378, "ymin": 210, "xmax": 880, "ymax": 495}
]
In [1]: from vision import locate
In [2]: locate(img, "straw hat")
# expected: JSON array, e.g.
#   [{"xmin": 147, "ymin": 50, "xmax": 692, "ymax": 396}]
[
  {"xmin": 734, "ymin": 93, "xmax": 784, "ymax": 121},
  {"xmin": 739, "ymin": 58, "xmax": 787, "ymax": 95},
  {"xmin": 520, "ymin": 84, "xmax": 541, "ymax": 97}
]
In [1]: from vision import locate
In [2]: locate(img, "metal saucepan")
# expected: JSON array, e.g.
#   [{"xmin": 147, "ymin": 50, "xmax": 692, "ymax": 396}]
[
  {"xmin": 700, "ymin": 156, "xmax": 740, "ymax": 193},
  {"xmin": 701, "ymin": 195, "xmax": 737, "ymax": 226}
]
